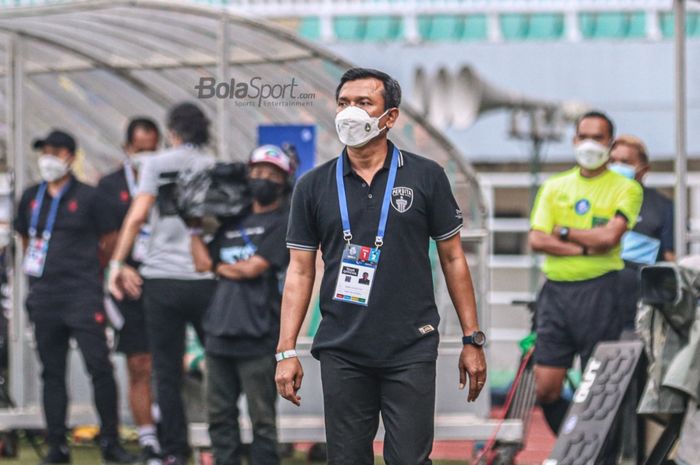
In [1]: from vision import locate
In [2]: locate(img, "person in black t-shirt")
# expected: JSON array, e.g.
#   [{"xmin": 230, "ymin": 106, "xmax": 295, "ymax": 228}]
[
  {"xmin": 98, "ymin": 118, "xmax": 162, "ymax": 463},
  {"xmin": 609, "ymin": 135, "xmax": 675, "ymax": 331},
  {"xmin": 14, "ymin": 130, "xmax": 135, "ymax": 465},
  {"xmin": 276, "ymin": 68, "xmax": 486, "ymax": 465},
  {"xmin": 190, "ymin": 145, "xmax": 292, "ymax": 465}
]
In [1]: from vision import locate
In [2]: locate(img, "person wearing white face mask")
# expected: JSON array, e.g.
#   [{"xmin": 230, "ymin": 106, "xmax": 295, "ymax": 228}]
[
  {"xmin": 528, "ymin": 111, "xmax": 643, "ymax": 463},
  {"xmin": 14, "ymin": 130, "xmax": 136, "ymax": 464},
  {"xmin": 276, "ymin": 68, "xmax": 486, "ymax": 465},
  {"xmin": 98, "ymin": 118, "xmax": 162, "ymax": 465}
]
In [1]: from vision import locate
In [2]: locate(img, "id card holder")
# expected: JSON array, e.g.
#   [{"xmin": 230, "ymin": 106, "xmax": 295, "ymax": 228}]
[
  {"xmin": 132, "ymin": 225, "xmax": 151, "ymax": 262},
  {"xmin": 332, "ymin": 243, "xmax": 381, "ymax": 306},
  {"xmin": 23, "ymin": 237, "xmax": 49, "ymax": 277}
]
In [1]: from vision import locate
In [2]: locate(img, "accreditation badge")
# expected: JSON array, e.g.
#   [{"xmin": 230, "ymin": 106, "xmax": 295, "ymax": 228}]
[
  {"xmin": 23, "ymin": 237, "xmax": 49, "ymax": 277},
  {"xmin": 131, "ymin": 225, "xmax": 152, "ymax": 263},
  {"xmin": 332, "ymin": 243, "xmax": 381, "ymax": 306}
]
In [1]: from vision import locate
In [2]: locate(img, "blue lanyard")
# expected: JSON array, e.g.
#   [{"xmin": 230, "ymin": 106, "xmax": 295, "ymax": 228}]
[
  {"xmin": 29, "ymin": 180, "xmax": 71, "ymax": 241},
  {"xmin": 239, "ymin": 227, "xmax": 255, "ymax": 249},
  {"xmin": 335, "ymin": 147, "xmax": 399, "ymax": 247}
]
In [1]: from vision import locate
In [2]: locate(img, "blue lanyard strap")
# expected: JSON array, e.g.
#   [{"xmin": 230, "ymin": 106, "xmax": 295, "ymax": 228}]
[
  {"xmin": 239, "ymin": 227, "xmax": 255, "ymax": 248},
  {"xmin": 335, "ymin": 146, "xmax": 399, "ymax": 247},
  {"xmin": 29, "ymin": 181, "xmax": 71, "ymax": 241}
]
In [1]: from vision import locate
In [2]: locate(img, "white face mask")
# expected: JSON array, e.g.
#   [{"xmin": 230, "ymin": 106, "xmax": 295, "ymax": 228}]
[
  {"xmin": 38, "ymin": 154, "xmax": 70, "ymax": 182},
  {"xmin": 335, "ymin": 106, "xmax": 392, "ymax": 148},
  {"xmin": 575, "ymin": 139, "xmax": 610, "ymax": 170}
]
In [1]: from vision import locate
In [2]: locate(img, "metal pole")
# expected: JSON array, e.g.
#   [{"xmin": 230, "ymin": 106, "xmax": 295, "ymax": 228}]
[
  {"xmin": 674, "ymin": 0, "xmax": 688, "ymax": 258},
  {"xmin": 5, "ymin": 33, "xmax": 28, "ymax": 408},
  {"xmin": 217, "ymin": 17, "xmax": 230, "ymax": 160}
]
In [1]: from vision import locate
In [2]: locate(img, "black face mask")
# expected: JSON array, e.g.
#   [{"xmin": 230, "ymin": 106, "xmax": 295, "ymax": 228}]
[{"xmin": 249, "ymin": 179, "xmax": 284, "ymax": 206}]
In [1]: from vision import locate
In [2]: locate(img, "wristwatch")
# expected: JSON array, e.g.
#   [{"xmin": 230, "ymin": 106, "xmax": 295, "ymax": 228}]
[
  {"xmin": 462, "ymin": 331, "xmax": 487, "ymax": 347},
  {"xmin": 559, "ymin": 226, "xmax": 570, "ymax": 242}
]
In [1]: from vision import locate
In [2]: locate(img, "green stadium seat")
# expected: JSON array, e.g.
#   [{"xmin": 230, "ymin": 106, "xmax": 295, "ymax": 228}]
[
  {"xmin": 418, "ymin": 14, "xmax": 462, "ymax": 41},
  {"xmin": 500, "ymin": 13, "xmax": 528, "ymax": 40},
  {"xmin": 334, "ymin": 16, "xmax": 365, "ymax": 41},
  {"xmin": 526, "ymin": 13, "xmax": 564, "ymax": 40},
  {"xmin": 364, "ymin": 15, "xmax": 403, "ymax": 41},
  {"xmin": 626, "ymin": 12, "xmax": 646, "ymax": 38},
  {"xmin": 592, "ymin": 12, "xmax": 628, "ymax": 38},
  {"xmin": 461, "ymin": 14, "xmax": 488, "ymax": 41},
  {"xmin": 298, "ymin": 16, "xmax": 320, "ymax": 40},
  {"xmin": 661, "ymin": 12, "xmax": 700, "ymax": 37}
]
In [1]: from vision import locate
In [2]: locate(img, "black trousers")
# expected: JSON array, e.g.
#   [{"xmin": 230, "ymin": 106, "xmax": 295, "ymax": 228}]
[
  {"xmin": 319, "ymin": 351, "xmax": 436, "ymax": 465},
  {"xmin": 26, "ymin": 297, "xmax": 119, "ymax": 448},
  {"xmin": 142, "ymin": 278, "xmax": 214, "ymax": 459},
  {"xmin": 206, "ymin": 353, "xmax": 279, "ymax": 465}
]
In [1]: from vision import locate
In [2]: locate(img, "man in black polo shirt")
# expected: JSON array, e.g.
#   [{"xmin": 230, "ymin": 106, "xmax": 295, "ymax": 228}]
[
  {"xmin": 98, "ymin": 118, "xmax": 161, "ymax": 464},
  {"xmin": 275, "ymin": 68, "xmax": 487, "ymax": 465},
  {"xmin": 14, "ymin": 130, "xmax": 134, "ymax": 464}
]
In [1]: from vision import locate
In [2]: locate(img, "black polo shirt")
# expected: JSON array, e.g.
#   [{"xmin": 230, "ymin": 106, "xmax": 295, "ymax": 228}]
[
  {"xmin": 286, "ymin": 140, "xmax": 463, "ymax": 367},
  {"xmin": 633, "ymin": 187, "xmax": 674, "ymax": 262},
  {"xmin": 14, "ymin": 176, "xmax": 120, "ymax": 303},
  {"xmin": 96, "ymin": 166, "xmax": 140, "ymax": 267}
]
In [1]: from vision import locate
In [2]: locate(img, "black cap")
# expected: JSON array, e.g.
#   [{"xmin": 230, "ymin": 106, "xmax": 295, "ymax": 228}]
[{"xmin": 32, "ymin": 130, "xmax": 76, "ymax": 154}]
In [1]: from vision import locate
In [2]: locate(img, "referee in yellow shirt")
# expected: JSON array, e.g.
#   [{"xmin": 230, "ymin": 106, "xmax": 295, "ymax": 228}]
[{"xmin": 528, "ymin": 111, "xmax": 643, "ymax": 447}]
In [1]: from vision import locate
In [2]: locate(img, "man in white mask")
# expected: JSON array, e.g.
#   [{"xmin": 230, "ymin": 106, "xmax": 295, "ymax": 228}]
[
  {"xmin": 98, "ymin": 118, "xmax": 161, "ymax": 464},
  {"xmin": 14, "ymin": 130, "xmax": 135, "ymax": 464},
  {"xmin": 528, "ymin": 112, "xmax": 643, "ymax": 463},
  {"xmin": 276, "ymin": 67, "xmax": 486, "ymax": 464}
]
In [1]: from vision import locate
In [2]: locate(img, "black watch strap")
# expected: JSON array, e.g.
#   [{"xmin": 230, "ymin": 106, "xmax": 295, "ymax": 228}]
[{"xmin": 462, "ymin": 331, "xmax": 486, "ymax": 347}]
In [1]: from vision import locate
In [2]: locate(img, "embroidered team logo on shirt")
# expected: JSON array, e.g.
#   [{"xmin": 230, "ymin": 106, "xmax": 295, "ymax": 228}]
[
  {"xmin": 391, "ymin": 187, "xmax": 413, "ymax": 213},
  {"xmin": 575, "ymin": 199, "xmax": 591, "ymax": 216}
]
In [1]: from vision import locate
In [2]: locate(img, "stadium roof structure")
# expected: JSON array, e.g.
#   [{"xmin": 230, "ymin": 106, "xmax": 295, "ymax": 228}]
[{"xmin": 0, "ymin": 0, "xmax": 486, "ymax": 231}]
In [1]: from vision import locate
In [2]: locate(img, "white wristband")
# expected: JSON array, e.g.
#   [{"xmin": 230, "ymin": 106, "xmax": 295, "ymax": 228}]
[
  {"xmin": 275, "ymin": 349, "xmax": 298, "ymax": 362},
  {"xmin": 109, "ymin": 260, "xmax": 123, "ymax": 272}
]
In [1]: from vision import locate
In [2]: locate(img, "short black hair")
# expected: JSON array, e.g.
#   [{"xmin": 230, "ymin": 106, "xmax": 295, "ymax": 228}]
[
  {"xmin": 335, "ymin": 68, "xmax": 402, "ymax": 110},
  {"xmin": 576, "ymin": 110, "xmax": 615, "ymax": 139},
  {"xmin": 167, "ymin": 102, "xmax": 210, "ymax": 146},
  {"xmin": 126, "ymin": 117, "xmax": 159, "ymax": 144}
]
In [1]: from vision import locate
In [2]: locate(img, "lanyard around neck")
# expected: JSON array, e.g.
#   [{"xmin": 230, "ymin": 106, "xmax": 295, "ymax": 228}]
[
  {"xmin": 335, "ymin": 146, "xmax": 399, "ymax": 248},
  {"xmin": 29, "ymin": 180, "xmax": 72, "ymax": 240},
  {"xmin": 123, "ymin": 161, "xmax": 138, "ymax": 196}
]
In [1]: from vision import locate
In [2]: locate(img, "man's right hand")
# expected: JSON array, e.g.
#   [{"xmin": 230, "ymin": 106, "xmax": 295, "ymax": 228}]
[
  {"xmin": 275, "ymin": 357, "xmax": 303, "ymax": 406},
  {"xmin": 120, "ymin": 265, "xmax": 143, "ymax": 300},
  {"xmin": 108, "ymin": 266, "xmax": 123, "ymax": 301}
]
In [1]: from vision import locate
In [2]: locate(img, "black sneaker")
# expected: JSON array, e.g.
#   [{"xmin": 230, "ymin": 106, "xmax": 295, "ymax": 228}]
[
  {"xmin": 40, "ymin": 444, "xmax": 70, "ymax": 464},
  {"xmin": 100, "ymin": 439, "xmax": 137, "ymax": 464},
  {"xmin": 140, "ymin": 445, "xmax": 162, "ymax": 465}
]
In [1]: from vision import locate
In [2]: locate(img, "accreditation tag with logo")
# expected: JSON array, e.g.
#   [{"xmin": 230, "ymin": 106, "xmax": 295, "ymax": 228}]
[
  {"xmin": 23, "ymin": 238, "xmax": 49, "ymax": 277},
  {"xmin": 333, "ymin": 243, "xmax": 381, "ymax": 306},
  {"xmin": 333, "ymin": 146, "xmax": 400, "ymax": 307}
]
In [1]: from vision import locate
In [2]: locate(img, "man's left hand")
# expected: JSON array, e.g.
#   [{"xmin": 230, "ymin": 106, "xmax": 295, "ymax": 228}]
[{"xmin": 459, "ymin": 345, "xmax": 487, "ymax": 402}]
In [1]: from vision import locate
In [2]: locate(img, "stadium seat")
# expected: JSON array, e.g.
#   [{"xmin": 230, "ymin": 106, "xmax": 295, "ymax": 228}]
[
  {"xmin": 500, "ymin": 13, "xmax": 528, "ymax": 40},
  {"xmin": 461, "ymin": 14, "xmax": 488, "ymax": 41},
  {"xmin": 364, "ymin": 15, "xmax": 403, "ymax": 41},
  {"xmin": 334, "ymin": 16, "xmax": 365, "ymax": 41},
  {"xmin": 418, "ymin": 14, "xmax": 462, "ymax": 41},
  {"xmin": 298, "ymin": 16, "xmax": 321, "ymax": 40},
  {"xmin": 526, "ymin": 13, "xmax": 564, "ymax": 40},
  {"xmin": 660, "ymin": 12, "xmax": 700, "ymax": 37},
  {"xmin": 626, "ymin": 12, "xmax": 647, "ymax": 38}
]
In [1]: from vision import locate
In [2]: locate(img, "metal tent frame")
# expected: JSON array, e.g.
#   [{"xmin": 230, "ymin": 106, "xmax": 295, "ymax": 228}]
[{"xmin": 0, "ymin": 0, "xmax": 518, "ymax": 445}]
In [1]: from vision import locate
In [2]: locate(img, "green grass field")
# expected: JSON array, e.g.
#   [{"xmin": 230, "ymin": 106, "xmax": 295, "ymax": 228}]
[{"xmin": 1, "ymin": 443, "xmax": 469, "ymax": 464}]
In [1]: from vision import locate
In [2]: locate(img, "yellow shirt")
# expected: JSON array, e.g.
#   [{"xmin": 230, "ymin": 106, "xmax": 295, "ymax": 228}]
[{"xmin": 530, "ymin": 167, "xmax": 643, "ymax": 282}]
